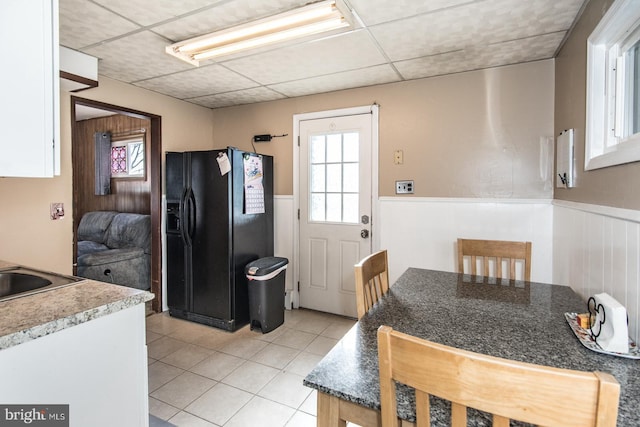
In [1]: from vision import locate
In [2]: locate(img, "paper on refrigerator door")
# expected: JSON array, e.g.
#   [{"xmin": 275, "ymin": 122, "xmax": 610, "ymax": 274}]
[
  {"xmin": 217, "ymin": 152, "xmax": 231, "ymax": 176},
  {"xmin": 244, "ymin": 154, "xmax": 265, "ymax": 214}
]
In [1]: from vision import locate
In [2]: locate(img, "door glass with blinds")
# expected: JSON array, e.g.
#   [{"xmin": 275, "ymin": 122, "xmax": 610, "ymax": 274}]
[{"xmin": 299, "ymin": 114, "xmax": 372, "ymax": 317}]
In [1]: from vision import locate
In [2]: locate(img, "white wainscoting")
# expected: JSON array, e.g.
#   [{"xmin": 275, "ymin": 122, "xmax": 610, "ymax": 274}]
[
  {"xmin": 275, "ymin": 196, "xmax": 295, "ymax": 308},
  {"xmin": 378, "ymin": 198, "xmax": 554, "ymax": 285},
  {"xmin": 280, "ymin": 197, "xmax": 554, "ymax": 308},
  {"xmin": 553, "ymin": 200, "xmax": 640, "ymax": 344},
  {"xmin": 278, "ymin": 196, "xmax": 640, "ymax": 343}
]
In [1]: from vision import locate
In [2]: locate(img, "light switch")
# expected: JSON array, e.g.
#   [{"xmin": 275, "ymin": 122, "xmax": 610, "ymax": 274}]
[{"xmin": 394, "ymin": 150, "xmax": 403, "ymax": 165}]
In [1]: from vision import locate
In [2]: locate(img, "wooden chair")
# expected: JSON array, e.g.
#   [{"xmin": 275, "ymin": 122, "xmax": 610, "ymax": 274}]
[
  {"xmin": 377, "ymin": 325, "xmax": 620, "ymax": 427},
  {"xmin": 354, "ymin": 250, "xmax": 389, "ymax": 319},
  {"xmin": 457, "ymin": 238, "xmax": 532, "ymax": 281}
]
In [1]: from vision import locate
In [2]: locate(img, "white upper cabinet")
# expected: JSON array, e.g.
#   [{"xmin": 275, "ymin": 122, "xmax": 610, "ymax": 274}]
[{"xmin": 0, "ymin": 0, "xmax": 59, "ymax": 177}]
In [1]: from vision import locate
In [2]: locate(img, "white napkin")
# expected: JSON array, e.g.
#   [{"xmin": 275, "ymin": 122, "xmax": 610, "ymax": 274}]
[{"xmin": 592, "ymin": 293, "xmax": 629, "ymax": 353}]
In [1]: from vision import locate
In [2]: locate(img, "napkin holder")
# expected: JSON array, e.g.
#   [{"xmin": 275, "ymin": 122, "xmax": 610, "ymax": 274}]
[{"xmin": 589, "ymin": 293, "xmax": 629, "ymax": 353}]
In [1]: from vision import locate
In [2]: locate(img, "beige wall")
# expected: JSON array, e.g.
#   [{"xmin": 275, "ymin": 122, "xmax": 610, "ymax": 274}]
[
  {"xmin": 213, "ymin": 60, "xmax": 555, "ymax": 198},
  {"xmin": 555, "ymin": 0, "xmax": 640, "ymax": 210},
  {"xmin": 0, "ymin": 59, "xmax": 555, "ymax": 274},
  {"xmin": 0, "ymin": 77, "xmax": 214, "ymax": 274}
]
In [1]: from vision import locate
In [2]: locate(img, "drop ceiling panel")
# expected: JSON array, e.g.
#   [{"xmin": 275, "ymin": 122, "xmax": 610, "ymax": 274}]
[
  {"xmin": 84, "ymin": 31, "xmax": 192, "ymax": 82},
  {"xmin": 59, "ymin": 0, "xmax": 140, "ymax": 49},
  {"xmin": 92, "ymin": 0, "xmax": 219, "ymax": 27},
  {"xmin": 395, "ymin": 33, "xmax": 566, "ymax": 80},
  {"xmin": 188, "ymin": 87, "xmax": 286, "ymax": 109},
  {"xmin": 370, "ymin": 0, "xmax": 584, "ymax": 61},
  {"xmin": 223, "ymin": 30, "xmax": 387, "ymax": 85},
  {"xmin": 347, "ymin": 0, "xmax": 471, "ymax": 26},
  {"xmin": 134, "ymin": 65, "xmax": 258, "ymax": 99},
  {"xmin": 58, "ymin": 0, "xmax": 588, "ymax": 108},
  {"xmin": 481, "ymin": 32, "xmax": 567, "ymax": 67},
  {"xmin": 268, "ymin": 64, "xmax": 400, "ymax": 97}
]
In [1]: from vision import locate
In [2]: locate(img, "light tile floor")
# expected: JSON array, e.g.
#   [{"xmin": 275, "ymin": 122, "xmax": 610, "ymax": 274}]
[{"xmin": 147, "ymin": 309, "xmax": 357, "ymax": 427}]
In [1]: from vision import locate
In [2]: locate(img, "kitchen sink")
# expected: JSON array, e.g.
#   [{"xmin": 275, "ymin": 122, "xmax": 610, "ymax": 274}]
[{"xmin": 0, "ymin": 267, "xmax": 82, "ymax": 302}]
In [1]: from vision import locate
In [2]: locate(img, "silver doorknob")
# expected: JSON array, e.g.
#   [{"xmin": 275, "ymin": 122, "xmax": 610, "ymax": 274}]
[{"xmin": 360, "ymin": 229, "xmax": 369, "ymax": 238}]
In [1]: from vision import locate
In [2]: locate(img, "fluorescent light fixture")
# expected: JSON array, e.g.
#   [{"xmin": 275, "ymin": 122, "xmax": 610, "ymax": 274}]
[{"xmin": 166, "ymin": 0, "xmax": 353, "ymax": 65}]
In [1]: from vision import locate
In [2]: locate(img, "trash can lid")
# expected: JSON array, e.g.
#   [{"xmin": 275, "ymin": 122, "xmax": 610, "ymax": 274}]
[{"xmin": 245, "ymin": 257, "xmax": 289, "ymax": 276}]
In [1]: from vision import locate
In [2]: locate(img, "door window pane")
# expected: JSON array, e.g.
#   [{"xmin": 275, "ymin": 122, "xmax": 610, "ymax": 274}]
[
  {"xmin": 311, "ymin": 164, "xmax": 325, "ymax": 192},
  {"xmin": 343, "ymin": 132, "xmax": 359, "ymax": 162},
  {"xmin": 308, "ymin": 131, "xmax": 360, "ymax": 224},
  {"xmin": 311, "ymin": 194, "xmax": 325, "ymax": 221},
  {"xmin": 326, "ymin": 194, "xmax": 342, "ymax": 222},
  {"xmin": 311, "ymin": 135, "xmax": 325, "ymax": 163},
  {"xmin": 326, "ymin": 134, "xmax": 342, "ymax": 163},
  {"xmin": 343, "ymin": 163, "xmax": 358, "ymax": 193},
  {"xmin": 326, "ymin": 164, "xmax": 342, "ymax": 192}
]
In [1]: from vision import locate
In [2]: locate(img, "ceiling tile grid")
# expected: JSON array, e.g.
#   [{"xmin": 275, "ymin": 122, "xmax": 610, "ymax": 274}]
[
  {"xmin": 91, "ymin": 0, "xmax": 219, "ymax": 27},
  {"xmin": 58, "ymin": 0, "xmax": 588, "ymax": 108},
  {"xmin": 346, "ymin": 0, "xmax": 472, "ymax": 26},
  {"xmin": 83, "ymin": 31, "xmax": 192, "ymax": 82},
  {"xmin": 222, "ymin": 30, "xmax": 388, "ymax": 85},
  {"xmin": 134, "ymin": 65, "xmax": 259, "ymax": 99},
  {"xmin": 394, "ymin": 32, "xmax": 567, "ymax": 80},
  {"xmin": 369, "ymin": 0, "xmax": 582, "ymax": 62},
  {"xmin": 268, "ymin": 64, "xmax": 401, "ymax": 97},
  {"xmin": 59, "ymin": 0, "xmax": 140, "ymax": 49},
  {"xmin": 480, "ymin": 32, "xmax": 568, "ymax": 67},
  {"xmin": 188, "ymin": 87, "xmax": 287, "ymax": 109}
]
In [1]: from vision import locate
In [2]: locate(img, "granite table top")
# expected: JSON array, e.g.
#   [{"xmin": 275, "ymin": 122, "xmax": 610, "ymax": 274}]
[
  {"xmin": 0, "ymin": 261, "xmax": 154, "ymax": 350},
  {"xmin": 303, "ymin": 268, "xmax": 640, "ymax": 426}
]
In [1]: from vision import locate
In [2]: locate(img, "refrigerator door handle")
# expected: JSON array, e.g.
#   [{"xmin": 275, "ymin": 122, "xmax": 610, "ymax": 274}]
[
  {"xmin": 186, "ymin": 188, "xmax": 196, "ymax": 241},
  {"xmin": 179, "ymin": 188, "xmax": 192, "ymax": 247}
]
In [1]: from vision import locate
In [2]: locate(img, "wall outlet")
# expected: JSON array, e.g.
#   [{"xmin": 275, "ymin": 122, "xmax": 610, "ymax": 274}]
[{"xmin": 395, "ymin": 180, "xmax": 414, "ymax": 194}]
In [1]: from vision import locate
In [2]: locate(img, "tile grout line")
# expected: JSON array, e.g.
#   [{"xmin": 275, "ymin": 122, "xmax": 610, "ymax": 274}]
[{"xmin": 147, "ymin": 310, "xmax": 355, "ymax": 426}]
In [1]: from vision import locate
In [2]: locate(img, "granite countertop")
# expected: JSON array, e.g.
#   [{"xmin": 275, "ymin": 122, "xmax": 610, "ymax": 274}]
[
  {"xmin": 304, "ymin": 268, "xmax": 640, "ymax": 426},
  {"xmin": 0, "ymin": 261, "xmax": 154, "ymax": 350}
]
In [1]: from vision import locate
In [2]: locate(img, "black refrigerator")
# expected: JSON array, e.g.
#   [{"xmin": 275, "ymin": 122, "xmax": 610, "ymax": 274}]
[{"xmin": 165, "ymin": 147, "xmax": 274, "ymax": 331}]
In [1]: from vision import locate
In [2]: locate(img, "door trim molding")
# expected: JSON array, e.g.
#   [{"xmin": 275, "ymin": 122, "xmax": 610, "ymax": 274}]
[{"xmin": 292, "ymin": 105, "xmax": 380, "ymax": 310}]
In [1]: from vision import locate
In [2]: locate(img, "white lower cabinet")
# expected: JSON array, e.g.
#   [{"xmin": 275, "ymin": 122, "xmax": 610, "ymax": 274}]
[{"xmin": 0, "ymin": 304, "xmax": 149, "ymax": 427}]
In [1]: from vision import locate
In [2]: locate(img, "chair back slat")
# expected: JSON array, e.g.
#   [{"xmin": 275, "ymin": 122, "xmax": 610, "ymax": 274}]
[
  {"xmin": 377, "ymin": 326, "xmax": 620, "ymax": 427},
  {"xmin": 457, "ymin": 238, "xmax": 532, "ymax": 281},
  {"xmin": 355, "ymin": 250, "xmax": 389, "ymax": 319}
]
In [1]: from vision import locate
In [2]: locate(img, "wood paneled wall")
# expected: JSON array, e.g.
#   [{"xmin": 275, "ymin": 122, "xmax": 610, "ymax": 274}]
[
  {"xmin": 72, "ymin": 114, "xmax": 153, "ymax": 277},
  {"xmin": 72, "ymin": 114, "xmax": 152, "ymax": 223}
]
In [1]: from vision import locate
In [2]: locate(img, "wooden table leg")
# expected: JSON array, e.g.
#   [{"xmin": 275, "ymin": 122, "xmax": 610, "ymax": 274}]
[
  {"xmin": 317, "ymin": 392, "xmax": 346, "ymax": 427},
  {"xmin": 316, "ymin": 391, "xmax": 388, "ymax": 427}
]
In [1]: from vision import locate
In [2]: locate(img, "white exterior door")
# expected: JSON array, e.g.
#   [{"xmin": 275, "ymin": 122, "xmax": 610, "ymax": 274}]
[{"xmin": 298, "ymin": 113, "xmax": 373, "ymax": 317}]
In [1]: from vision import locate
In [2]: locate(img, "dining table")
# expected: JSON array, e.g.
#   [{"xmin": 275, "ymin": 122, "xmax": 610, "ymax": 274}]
[{"xmin": 303, "ymin": 268, "xmax": 640, "ymax": 426}]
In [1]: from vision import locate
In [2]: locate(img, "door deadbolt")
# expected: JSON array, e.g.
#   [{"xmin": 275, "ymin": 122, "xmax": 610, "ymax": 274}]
[
  {"xmin": 361, "ymin": 215, "xmax": 369, "ymax": 224},
  {"xmin": 360, "ymin": 229, "xmax": 369, "ymax": 239}
]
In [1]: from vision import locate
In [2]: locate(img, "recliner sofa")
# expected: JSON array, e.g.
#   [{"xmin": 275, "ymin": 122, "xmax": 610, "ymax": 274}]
[{"xmin": 76, "ymin": 211, "xmax": 151, "ymax": 290}]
